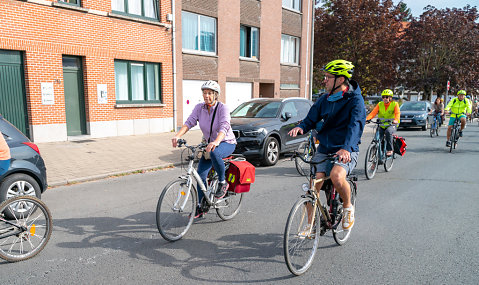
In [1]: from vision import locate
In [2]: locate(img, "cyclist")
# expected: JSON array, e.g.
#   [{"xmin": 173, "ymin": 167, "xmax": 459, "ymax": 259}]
[
  {"xmin": 365, "ymin": 89, "xmax": 400, "ymax": 156},
  {"xmin": 0, "ymin": 130, "xmax": 11, "ymax": 176},
  {"xmin": 289, "ymin": 59, "xmax": 366, "ymax": 231},
  {"xmin": 430, "ymin": 97, "xmax": 444, "ymax": 126},
  {"xmin": 445, "ymin": 90, "xmax": 472, "ymax": 147},
  {"xmin": 171, "ymin": 80, "xmax": 236, "ymax": 218}
]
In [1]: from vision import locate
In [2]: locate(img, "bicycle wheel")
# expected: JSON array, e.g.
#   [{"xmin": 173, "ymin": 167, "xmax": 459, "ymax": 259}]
[
  {"xmin": 333, "ymin": 180, "xmax": 356, "ymax": 245},
  {"xmin": 384, "ymin": 153, "xmax": 394, "ymax": 172},
  {"xmin": 156, "ymin": 179, "xmax": 196, "ymax": 242},
  {"xmin": 216, "ymin": 191, "xmax": 243, "ymax": 221},
  {"xmin": 449, "ymin": 129, "xmax": 455, "ymax": 153},
  {"xmin": 430, "ymin": 124, "xmax": 434, "ymax": 137},
  {"xmin": 0, "ymin": 196, "xmax": 52, "ymax": 262},
  {"xmin": 284, "ymin": 197, "xmax": 320, "ymax": 276},
  {"xmin": 295, "ymin": 142, "xmax": 313, "ymax": 176},
  {"xmin": 365, "ymin": 143, "xmax": 379, "ymax": 180},
  {"xmin": 436, "ymin": 125, "xmax": 440, "ymax": 136}
]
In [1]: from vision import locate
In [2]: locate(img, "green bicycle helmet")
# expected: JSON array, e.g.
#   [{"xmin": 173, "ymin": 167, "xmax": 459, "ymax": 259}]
[
  {"xmin": 457, "ymin": 90, "xmax": 466, "ymax": 95},
  {"xmin": 381, "ymin": 89, "xmax": 394, "ymax": 97},
  {"xmin": 322, "ymin": 60, "xmax": 354, "ymax": 79}
]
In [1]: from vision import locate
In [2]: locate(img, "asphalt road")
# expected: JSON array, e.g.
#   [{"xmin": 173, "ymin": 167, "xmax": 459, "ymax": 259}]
[{"xmin": 0, "ymin": 123, "xmax": 478, "ymax": 284}]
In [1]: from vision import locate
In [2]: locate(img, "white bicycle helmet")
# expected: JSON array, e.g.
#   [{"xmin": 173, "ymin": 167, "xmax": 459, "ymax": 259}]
[{"xmin": 201, "ymin": 80, "xmax": 220, "ymax": 94}]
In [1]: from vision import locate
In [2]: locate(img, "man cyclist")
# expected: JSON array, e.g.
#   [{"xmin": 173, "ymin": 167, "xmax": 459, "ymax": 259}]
[
  {"xmin": 289, "ymin": 59, "xmax": 366, "ymax": 231},
  {"xmin": 366, "ymin": 89, "xmax": 400, "ymax": 156},
  {"xmin": 445, "ymin": 90, "xmax": 472, "ymax": 147}
]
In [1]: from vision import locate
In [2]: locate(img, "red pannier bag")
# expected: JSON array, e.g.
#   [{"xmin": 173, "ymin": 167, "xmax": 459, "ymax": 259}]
[
  {"xmin": 393, "ymin": 135, "xmax": 407, "ymax": 156},
  {"xmin": 226, "ymin": 160, "xmax": 255, "ymax": 193}
]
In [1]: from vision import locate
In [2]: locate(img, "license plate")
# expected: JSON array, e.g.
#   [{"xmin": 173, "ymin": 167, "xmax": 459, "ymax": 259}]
[{"xmin": 402, "ymin": 119, "xmax": 412, "ymax": 123}]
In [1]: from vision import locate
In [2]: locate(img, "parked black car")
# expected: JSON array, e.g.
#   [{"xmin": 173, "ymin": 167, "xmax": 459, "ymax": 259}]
[
  {"xmin": 399, "ymin": 101, "xmax": 432, "ymax": 130},
  {"xmin": 230, "ymin": 98, "xmax": 313, "ymax": 166},
  {"xmin": 0, "ymin": 115, "xmax": 47, "ymax": 217}
]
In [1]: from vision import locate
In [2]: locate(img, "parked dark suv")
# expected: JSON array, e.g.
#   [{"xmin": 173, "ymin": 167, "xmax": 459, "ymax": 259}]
[
  {"xmin": 0, "ymin": 115, "xmax": 47, "ymax": 216},
  {"xmin": 230, "ymin": 98, "xmax": 313, "ymax": 166}
]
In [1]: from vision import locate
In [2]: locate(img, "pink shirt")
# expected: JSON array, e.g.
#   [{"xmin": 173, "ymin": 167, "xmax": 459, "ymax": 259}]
[{"xmin": 0, "ymin": 133, "xmax": 11, "ymax": 160}]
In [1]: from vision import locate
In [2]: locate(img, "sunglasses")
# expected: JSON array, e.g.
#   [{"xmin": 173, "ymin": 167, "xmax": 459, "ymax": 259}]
[
  {"xmin": 382, "ymin": 96, "xmax": 391, "ymax": 99},
  {"xmin": 323, "ymin": 75, "xmax": 335, "ymax": 81}
]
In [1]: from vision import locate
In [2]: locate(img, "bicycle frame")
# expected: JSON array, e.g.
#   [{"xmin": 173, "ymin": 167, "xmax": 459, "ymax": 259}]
[{"xmin": 372, "ymin": 124, "xmax": 388, "ymax": 162}]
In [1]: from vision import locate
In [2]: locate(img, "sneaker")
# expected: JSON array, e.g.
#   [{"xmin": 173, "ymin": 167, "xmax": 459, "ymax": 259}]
[
  {"xmin": 342, "ymin": 206, "xmax": 355, "ymax": 231},
  {"xmin": 194, "ymin": 206, "xmax": 205, "ymax": 219},
  {"xmin": 298, "ymin": 224, "xmax": 316, "ymax": 239},
  {"xmin": 215, "ymin": 182, "xmax": 228, "ymax": 198},
  {"xmin": 459, "ymin": 131, "xmax": 463, "ymax": 137},
  {"xmin": 446, "ymin": 141, "xmax": 451, "ymax": 147}
]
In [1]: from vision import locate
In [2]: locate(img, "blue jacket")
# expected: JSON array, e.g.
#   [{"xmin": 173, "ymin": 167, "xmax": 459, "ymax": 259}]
[{"xmin": 298, "ymin": 80, "xmax": 366, "ymax": 154}]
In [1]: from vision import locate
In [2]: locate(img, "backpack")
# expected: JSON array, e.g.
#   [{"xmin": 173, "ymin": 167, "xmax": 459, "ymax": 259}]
[
  {"xmin": 226, "ymin": 160, "xmax": 255, "ymax": 193},
  {"xmin": 393, "ymin": 135, "xmax": 407, "ymax": 156}
]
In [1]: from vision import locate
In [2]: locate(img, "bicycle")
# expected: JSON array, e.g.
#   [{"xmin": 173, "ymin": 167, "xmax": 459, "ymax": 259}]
[
  {"xmin": 364, "ymin": 119, "xmax": 396, "ymax": 180},
  {"xmin": 0, "ymin": 196, "xmax": 52, "ymax": 262},
  {"xmin": 284, "ymin": 153, "xmax": 358, "ymax": 276},
  {"xmin": 448, "ymin": 113, "xmax": 465, "ymax": 153},
  {"xmin": 428, "ymin": 112, "xmax": 441, "ymax": 137},
  {"xmin": 156, "ymin": 139, "xmax": 246, "ymax": 242},
  {"xmin": 295, "ymin": 130, "xmax": 318, "ymax": 176}
]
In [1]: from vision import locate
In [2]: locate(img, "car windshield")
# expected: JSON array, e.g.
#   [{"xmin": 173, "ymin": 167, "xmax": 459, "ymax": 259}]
[
  {"xmin": 400, "ymin": 102, "xmax": 426, "ymax": 111},
  {"xmin": 231, "ymin": 101, "xmax": 281, "ymax": 118}
]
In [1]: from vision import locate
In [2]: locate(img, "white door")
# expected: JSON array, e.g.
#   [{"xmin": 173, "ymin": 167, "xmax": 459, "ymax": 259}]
[
  {"xmin": 182, "ymin": 80, "xmax": 204, "ymax": 129},
  {"xmin": 225, "ymin": 82, "xmax": 252, "ymax": 112}
]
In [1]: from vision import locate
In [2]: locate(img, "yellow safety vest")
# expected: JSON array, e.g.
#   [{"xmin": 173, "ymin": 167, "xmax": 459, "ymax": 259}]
[
  {"xmin": 445, "ymin": 98, "xmax": 472, "ymax": 118},
  {"xmin": 378, "ymin": 101, "xmax": 399, "ymax": 128}
]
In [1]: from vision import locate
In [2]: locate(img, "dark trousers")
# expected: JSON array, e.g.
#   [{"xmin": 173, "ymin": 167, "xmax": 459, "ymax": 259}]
[{"xmin": 379, "ymin": 126, "xmax": 396, "ymax": 152}]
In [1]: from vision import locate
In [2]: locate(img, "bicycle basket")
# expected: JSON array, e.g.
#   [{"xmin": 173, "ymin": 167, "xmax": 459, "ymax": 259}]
[{"xmin": 226, "ymin": 160, "xmax": 255, "ymax": 193}]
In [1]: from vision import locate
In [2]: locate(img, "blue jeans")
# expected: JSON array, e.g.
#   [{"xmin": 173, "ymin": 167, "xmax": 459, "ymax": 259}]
[
  {"xmin": 197, "ymin": 142, "xmax": 236, "ymax": 203},
  {"xmin": 0, "ymin": 159, "xmax": 11, "ymax": 176}
]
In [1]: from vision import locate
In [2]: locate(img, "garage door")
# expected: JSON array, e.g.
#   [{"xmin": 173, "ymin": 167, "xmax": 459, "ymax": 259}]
[
  {"xmin": 182, "ymin": 80, "xmax": 205, "ymax": 129},
  {"xmin": 225, "ymin": 82, "xmax": 252, "ymax": 111}
]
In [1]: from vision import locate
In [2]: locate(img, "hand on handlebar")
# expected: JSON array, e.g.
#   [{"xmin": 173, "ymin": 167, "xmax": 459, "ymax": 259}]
[
  {"xmin": 288, "ymin": 127, "xmax": 304, "ymax": 137},
  {"xmin": 171, "ymin": 137, "xmax": 180, "ymax": 148},
  {"xmin": 335, "ymin": 149, "xmax": 351, "ymax": 163}
]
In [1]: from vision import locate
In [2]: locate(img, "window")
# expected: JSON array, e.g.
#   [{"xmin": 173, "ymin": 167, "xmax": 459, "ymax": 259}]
[
  {"xmin": 282, "ymin": 0, "xmax": 301, "ymax": 11},
  {"xmin": 59, "ymin": 0, "xmax": 80, "ymax": 5},
  {"xmin": 281, "ymin": 34, "xmax": 300, "ymax": 65},
  {"xmin": 112, "ymin": 0, "xmax": 158, "ymax": 19},
  {"xmin": 281, "ymin": 102, "xmax": 298, "ymax": 118},
  {"xmin": 114, "ymin": 60, "xmax": 162, "ymax": 103},
  {"xmin": 182, "ymin": 11, "xmax": 216, "ymax": 54},
  {"xmin": 240, "ymin": 25, "xmax": 259, "ymax": 59},
  {"xmin": 280, "ymin": 83, "xmax": 299, "ymax": 89}
]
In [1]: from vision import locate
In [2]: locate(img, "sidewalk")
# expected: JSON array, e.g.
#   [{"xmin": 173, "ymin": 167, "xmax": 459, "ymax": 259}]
[
  {"xmin": 37, "ymin": 130, "xmax": 203, "ymax": 187},
  {"xmin": 38, "ymin": 124, "xmax": 374, "ymax": 188}
]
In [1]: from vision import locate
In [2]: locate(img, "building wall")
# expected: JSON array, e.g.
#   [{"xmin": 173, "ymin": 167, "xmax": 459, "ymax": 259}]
[
  {"xmin": 175, "ymin": 0, "xmax": 314, "ymax": 127},
  {"xmin": 0, "ymin": 0, "xmax": 173, "ymax": 142}
]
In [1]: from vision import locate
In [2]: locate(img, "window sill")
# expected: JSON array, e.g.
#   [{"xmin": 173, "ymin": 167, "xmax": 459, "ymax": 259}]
[
  {"xmin": 109, "ymin": 12, "xmax": 170, "ymax": 28},
  {"xmin": 282, "ymin": 6, "xmax": 302, "ymax": 15},
  {"xmin": 280, "ymin": 63, "xmax": 300, "ymax": 67},
  {"xmin": 239, "ymin": 57, "xmax": 260, "ymax": 63},
  {"xmin": 115, "ymin": 103, "xmax": 165, "ymax": 108},
  {"xmin": 182, "ymin": 50, "xmax": 218, "ymax": 58},
  {"xmin": 52, "ymin": 1, "xmax": 89, "ymax": 13}
]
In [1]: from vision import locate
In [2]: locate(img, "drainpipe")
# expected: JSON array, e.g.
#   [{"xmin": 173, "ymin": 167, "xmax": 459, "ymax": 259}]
[
  {"xmin": 304, "ymin": 0, "xmax": 312, "ymax": 99},
  {"xmin": 309, "ymin": 0, "xmax": 315, "ymax": 100},
  {"xmin": 171, "ymin": 0, "xmax": 177, "ymax": 131}
]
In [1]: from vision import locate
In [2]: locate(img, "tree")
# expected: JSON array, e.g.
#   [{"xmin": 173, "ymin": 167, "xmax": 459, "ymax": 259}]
[
  {"xmin": 398, "ymin": 1, "xmax": 412, "ymax": 21},
  {"xmin": 398, "ymin": 5, "xmax": 479, "ymax": 100},
  {"xmin": 313, "ymin": 0, "xmax": 408, "ymax": 95}
]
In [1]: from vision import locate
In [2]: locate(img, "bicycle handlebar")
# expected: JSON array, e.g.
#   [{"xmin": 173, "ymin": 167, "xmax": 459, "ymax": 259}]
[
  {"xmin": 176, "ymin": 139, "xmax": 208, "ymax": 150},
  {"xmin": 292, "ymin": 151, "xmax": 338, "ymax": 164}
]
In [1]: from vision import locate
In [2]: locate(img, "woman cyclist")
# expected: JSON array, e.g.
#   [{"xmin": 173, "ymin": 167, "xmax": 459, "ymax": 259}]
[
  {"xmin": 365, "ymin": 89, "xmax": 400, "ymax": 156},
  {"xmin": 171, "ymin": 81, "xmax": 236, "ymax": 218},
  {"xmin": 430, "ymin": 97, "xmax": 444, "ymax": 126}
]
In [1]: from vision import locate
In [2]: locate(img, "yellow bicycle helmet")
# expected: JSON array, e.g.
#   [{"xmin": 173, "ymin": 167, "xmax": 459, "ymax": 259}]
[
  {"xmin": 457, "ymin": 90, "xmax": 466, "ymax": 95},
  {"xmin": 322, "ymin": 60, "xmax": 354, "ymax": 79},
  {"xmin": 381, "ymin": 89, "xmax": 394, "ymax": 97}
]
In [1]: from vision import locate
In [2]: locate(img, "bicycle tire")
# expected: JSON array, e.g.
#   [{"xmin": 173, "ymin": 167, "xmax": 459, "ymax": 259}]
[
  {"xmin": 216, "ymin": 192, "xmax": 243, "ymax": 221},
  {"xmin": 430, "ymin": 124, "xmax": 434, "ymax": 137},
  {"xmin": 384, "ymin": 153, "xmax": 394, "ymax": 172},
  {"xmin": 284, "ymin": 197, "xmax": 320, "ymax": 276},
  {"xmin": 436, "ymin": 125, "xmax": 440, "ymax": 136},
  {"xmin": 365, "ymin": 143, "xmax": 379, "ymax": 180},
  {"xmin": 333, "ymin": 180, "xmax": 356, "ymax": 245},
  {"xmin": 449, "ymin": 129, "xmax": 455, "ymax": 153},
  {"xmin": 0, "ymin": 196, "xmax": 52, "ymax": 262},
  {"xmin": 156, "ymin": 179, "xmax": 196, "ymax": 242},
  {"xmin": 295, "ymin": 142, "xmax": 313, "ymax": 176}
]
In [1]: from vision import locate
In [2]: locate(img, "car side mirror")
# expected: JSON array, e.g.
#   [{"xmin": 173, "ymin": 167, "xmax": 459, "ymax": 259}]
[
  {"xmin": 282, "ymin": 112, "xmax": 292, "ymax": 121},
  {"xmin": 427, "ymin": 107, "xmax": 431, "ymax": 111}
]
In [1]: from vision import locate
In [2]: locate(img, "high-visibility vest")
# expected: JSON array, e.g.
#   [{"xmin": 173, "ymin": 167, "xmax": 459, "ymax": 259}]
[
  {"xmin": 378, "ymin": 101, "xmax": 399, "ymax": 128},
  {"xmin": 445, "ymin": 98, "xmax": 472, "ymax": 118}
]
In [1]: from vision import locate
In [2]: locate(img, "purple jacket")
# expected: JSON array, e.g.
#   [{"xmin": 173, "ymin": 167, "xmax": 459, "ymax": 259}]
[{"xmin": 184, "ymin": 102, "xmax": 236, "ymax": 144}]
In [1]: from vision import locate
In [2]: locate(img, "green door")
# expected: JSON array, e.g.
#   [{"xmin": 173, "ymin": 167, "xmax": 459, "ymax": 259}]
[
  {"xmin": 0, "ymin": 50, "xmax": 29, "ymax": 137},
  {"xmin": 63, "ymin": 56, "xmax": 86, "ymax": 136}
]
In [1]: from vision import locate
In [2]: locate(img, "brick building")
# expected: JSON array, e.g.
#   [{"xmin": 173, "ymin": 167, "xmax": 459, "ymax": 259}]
[
  {"xmin": 0, "ymin": 0, "xmax": 173, "ymax": 142},
  {"xmin": 175, "ymin": 0, "xmax": 314, "ymax": 127}
]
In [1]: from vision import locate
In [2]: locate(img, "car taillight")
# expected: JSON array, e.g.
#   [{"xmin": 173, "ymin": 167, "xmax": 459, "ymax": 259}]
[{"xmin": 23, "ymin": 142, "xmax": 40, "ymax": 155}]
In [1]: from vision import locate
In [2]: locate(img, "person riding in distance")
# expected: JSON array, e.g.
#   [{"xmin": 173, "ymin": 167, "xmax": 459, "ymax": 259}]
[
  {"xmin": 430, "ymin": 97, "xmax": 445, "ymax": 126},
  {"xmin": 445, "ymin": 90, "xmax": 472, "ymax": 147},
  {"xmin": 366, "ymin": 89, "xmax": 400, "ymax": 156},
  {"xmin": 289, "ymin": 59, "xmax": 366, "ymax": 231},
  {"xmin": 171, "ymin": 80, "xmax": 236, "ymax": 218}
]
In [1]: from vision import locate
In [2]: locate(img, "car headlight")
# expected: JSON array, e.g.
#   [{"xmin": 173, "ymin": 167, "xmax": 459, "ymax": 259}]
[
  {"xmin": 415, "ymin": 114, "xmax": 427, "ymax": 119},
  {"xmin": 242, "ymin": 128, "xmax": 266, "ymax": 137}
]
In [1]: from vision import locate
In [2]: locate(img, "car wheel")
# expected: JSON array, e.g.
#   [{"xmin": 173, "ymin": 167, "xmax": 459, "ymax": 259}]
[
  {"xmin": 0, "ymin": 174, "xmax": 41, "ymax": 219},
  {"xmin": 261, "ymin": 137, "xmax": 280, "ymax": 166},
  {"xmin": 422, "ymin": 124, "xmax": 427, "ymax": 131}
]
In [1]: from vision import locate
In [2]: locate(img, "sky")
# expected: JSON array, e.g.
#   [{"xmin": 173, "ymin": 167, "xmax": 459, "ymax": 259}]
[{"xmin": 393, "ymin": 0, "xmax": 477, "ymax": 17}]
